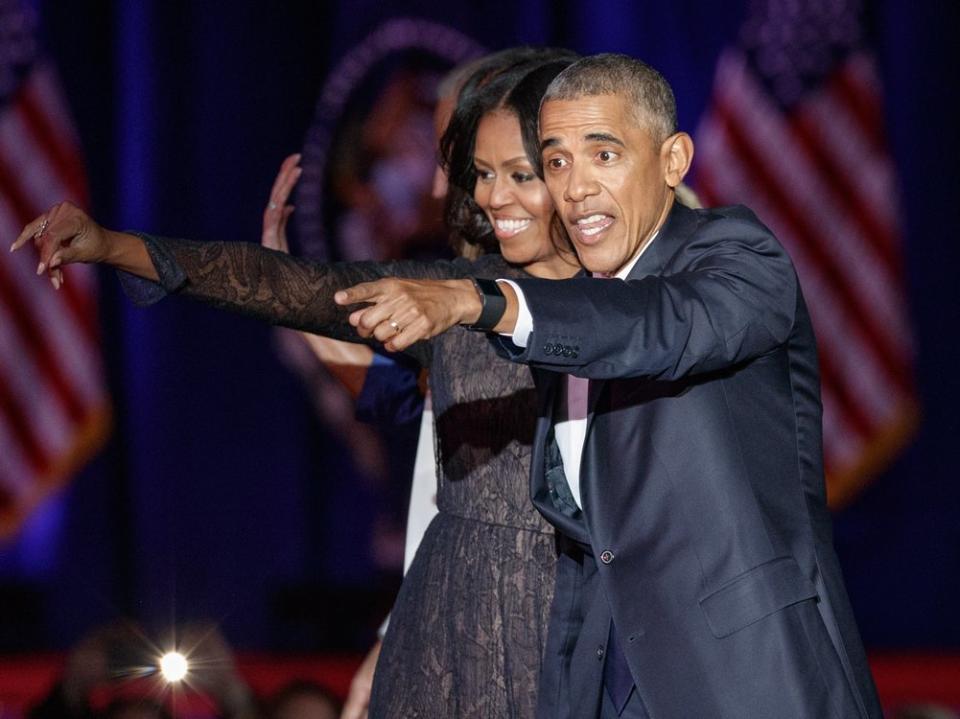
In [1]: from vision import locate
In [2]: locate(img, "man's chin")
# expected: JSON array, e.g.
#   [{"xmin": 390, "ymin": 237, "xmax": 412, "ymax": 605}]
[{"xmin": 573, "ymin": 245, "xmax": 615, "ymax": 276}]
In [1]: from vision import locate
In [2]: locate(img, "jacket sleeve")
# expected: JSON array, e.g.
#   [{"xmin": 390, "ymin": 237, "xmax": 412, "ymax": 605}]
[{"xmin": 497, "ymin": 214, "xmax": 799, "ymax": 380}]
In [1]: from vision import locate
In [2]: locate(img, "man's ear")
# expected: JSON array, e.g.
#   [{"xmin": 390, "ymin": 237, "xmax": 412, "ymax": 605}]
[{"xmin": 661, "ymin": 132, "xmax": 694, "ymax": 188}]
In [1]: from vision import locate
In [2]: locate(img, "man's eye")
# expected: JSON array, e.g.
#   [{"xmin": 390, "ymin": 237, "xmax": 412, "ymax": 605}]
[
  {"xmin": 546, "ymin": 157, "xmax": 567, "ymax": 170},
  {"xmin": 597, "ymin": 150, "xmax": 618, "ymax": 162}
]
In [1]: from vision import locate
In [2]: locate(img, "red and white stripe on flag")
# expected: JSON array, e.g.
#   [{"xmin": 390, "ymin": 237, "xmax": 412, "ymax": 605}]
[
  {"xmin": 0, "ymin": 61, "xmax": 111, "ymax": 539},
  {"xmin": 694, "ymin": 49, "xmax": 918, "ymax": 508}
]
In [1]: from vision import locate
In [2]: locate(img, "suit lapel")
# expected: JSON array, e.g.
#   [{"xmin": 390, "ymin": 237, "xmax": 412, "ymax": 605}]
[
  {"xmin": 625, "ymin": 201, "xmax": 699, "ymax": 281},
  {"xmin": 580, "ymin": 203, "xmax": 700, "ymax": 498}
]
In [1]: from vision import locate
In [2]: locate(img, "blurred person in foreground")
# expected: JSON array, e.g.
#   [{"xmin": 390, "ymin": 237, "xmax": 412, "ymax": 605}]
[{"xmin": 265, "ymin": 680, "xmax": 341, "ymax": 719}]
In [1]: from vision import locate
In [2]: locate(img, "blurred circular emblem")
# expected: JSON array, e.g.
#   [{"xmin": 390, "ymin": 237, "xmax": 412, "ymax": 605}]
[{"xmin": 295, "ymin": 18, "xmax": 484, "ymax": 262}]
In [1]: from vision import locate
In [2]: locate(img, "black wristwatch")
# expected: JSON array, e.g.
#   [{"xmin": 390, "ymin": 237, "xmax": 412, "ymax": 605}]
[{"xmin": 466, "ymin": 276, "xmax": 507, "ymax": 331}]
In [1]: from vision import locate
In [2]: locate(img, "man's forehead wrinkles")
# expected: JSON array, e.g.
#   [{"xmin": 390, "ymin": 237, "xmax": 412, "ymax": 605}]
[
  {"xmin": 541, "ymin": 119, "xmax": 622, "ymax": 146},
  {"xmin": 538, "ymin": 126, "xmax": 624, "ymax": 151},
  {"xmin": 542, "ymin": 103, "xmax": 614, "ymax": 122},
  {"xmin": 539, "ymin": 121, "xmax": 596, "ymax": 144}
]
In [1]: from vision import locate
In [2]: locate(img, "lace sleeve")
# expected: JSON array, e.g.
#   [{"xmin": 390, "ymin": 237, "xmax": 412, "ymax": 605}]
[{"xmin": 119, "ymin": 233, "xmax": 472, "ymax": 366}]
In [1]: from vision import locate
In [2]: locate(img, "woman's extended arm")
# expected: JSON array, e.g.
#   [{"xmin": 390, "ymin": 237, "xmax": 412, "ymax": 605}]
[{"xmin": 15, "ymin": 201, "xmax": 471, "ymax": 364}]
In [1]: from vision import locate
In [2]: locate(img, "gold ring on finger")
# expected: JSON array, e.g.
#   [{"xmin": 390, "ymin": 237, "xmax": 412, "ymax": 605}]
[{"xmin": 388, "ymin": 320, "xmax": 403, "ymax": 334}]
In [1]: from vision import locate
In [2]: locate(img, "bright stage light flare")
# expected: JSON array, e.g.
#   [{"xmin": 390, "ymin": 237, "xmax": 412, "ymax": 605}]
[{"xmin": 159, "ymin": 651, "xmax": 189, "ymax": 682}]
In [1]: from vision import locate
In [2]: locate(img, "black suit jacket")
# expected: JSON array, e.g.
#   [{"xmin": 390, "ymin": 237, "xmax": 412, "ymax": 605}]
[{"xmin": 498, "ymin": 203, "xmax": 883, "ymax": 718}]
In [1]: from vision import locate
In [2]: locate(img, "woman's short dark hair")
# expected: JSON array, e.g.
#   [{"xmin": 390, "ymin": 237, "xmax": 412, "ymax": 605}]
[{"xmin": 440, "ymin": 48, "xmax": 578, "ymax": 254}]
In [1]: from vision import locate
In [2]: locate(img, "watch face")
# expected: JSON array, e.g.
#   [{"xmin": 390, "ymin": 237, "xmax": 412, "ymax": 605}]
[
  {"xmin": 475, "ymin": 277, "xmax": 504, "ymax": 297},
  {"xmin": 293, "ymin": 19, "xmax": 485, "ymax": 264}
]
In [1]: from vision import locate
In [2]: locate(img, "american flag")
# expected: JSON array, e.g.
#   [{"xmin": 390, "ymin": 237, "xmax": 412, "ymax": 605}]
[
  {"xmin": 0, "ymin": 1, "xmax": 110, "ymax": 540},
  {"xmin": 693, "ymin": 0, "xmax": 918, "ymax": 508}
]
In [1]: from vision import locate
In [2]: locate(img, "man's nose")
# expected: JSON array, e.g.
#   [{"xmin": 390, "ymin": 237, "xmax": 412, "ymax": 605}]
[{"xmin": 563, "ymin": 164, "xmax": 597, "ymax": 203}]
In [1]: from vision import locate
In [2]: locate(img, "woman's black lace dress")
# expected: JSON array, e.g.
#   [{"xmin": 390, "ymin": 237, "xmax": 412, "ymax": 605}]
[{"xmin": 123, "ymin": 238, "xmax": 557, "ymax": 718}]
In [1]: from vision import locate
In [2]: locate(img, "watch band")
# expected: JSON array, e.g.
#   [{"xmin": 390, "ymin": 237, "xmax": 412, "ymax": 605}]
[{"xmin": 467, "ymin": 276, "xmax": 507, "ymax": 331}]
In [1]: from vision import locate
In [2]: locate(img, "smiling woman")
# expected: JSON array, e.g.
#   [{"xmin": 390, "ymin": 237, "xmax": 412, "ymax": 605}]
[
  {"xmin": 472, "ymin": 110, "xmax": 563, "ymax": 276},
  {"xmin": 12, "ymin": 50, "xmax": 583, "ymax": 719}
]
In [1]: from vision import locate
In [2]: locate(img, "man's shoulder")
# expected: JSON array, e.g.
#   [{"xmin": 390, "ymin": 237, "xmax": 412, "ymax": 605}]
[
  {"xmin": 684, "ymin": 203, "xmax": 769, "ymax": 234},
  {"xmin": 658, "ymin": 203, "xmax": 792, "ymax": 273},
  {"xmin": 674, "ymin": 203, "xmax": 781, "ymax": 249}
]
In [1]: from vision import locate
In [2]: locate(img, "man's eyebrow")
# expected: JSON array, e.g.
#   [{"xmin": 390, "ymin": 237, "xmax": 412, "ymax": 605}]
[
  {"xmin": 585, "ymin": 132, "xmax": 625, "ymax": 147},
  {"xmin": 540, "ymin": 137, "xmax": 562, "ymax": 152}
]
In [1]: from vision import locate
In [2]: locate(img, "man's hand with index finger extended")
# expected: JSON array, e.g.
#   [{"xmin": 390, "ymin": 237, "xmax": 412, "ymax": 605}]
[{"xmin": 334, "ymin": 277, "xmax": 482, "ymax": 352}]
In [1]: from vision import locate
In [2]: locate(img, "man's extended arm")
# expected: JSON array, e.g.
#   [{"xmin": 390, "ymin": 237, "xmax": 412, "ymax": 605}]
[
  {"xmin": 335, "ymin": 212, "xmax": 797, "ymax": 380},
  {"xmin": 500, "ymin": 218, "xmax": 797, "ymax": 380}
]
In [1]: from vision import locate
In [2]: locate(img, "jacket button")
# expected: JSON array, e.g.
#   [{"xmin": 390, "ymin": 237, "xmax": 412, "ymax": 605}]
[
  {"xmin": 600, "ymin": 550, "xmax": 615, "ymax": 565},
  {"xmin": 543, "ymin": 343, "xmax": 554, "ymax": 355},
  {"xmin": 596, "ymin": 645, "xmax": 605, "ymax": 659},
  {"xmin": 562, "ymin": 346, "xmax": 573, "ymax": 357}
]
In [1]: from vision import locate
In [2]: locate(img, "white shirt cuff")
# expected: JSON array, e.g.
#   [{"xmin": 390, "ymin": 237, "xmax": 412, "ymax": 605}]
[{"xmin": 497, "ymin": 279, "xmax": 532, "ymax": 348}]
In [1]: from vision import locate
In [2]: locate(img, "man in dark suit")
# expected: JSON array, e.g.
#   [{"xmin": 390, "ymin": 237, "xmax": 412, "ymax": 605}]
[
  {"xmin": 491, "ymin": 53, "xmax": 883, "ymax": 719},
  {"xmin": 337, "ymin": 53, "xmax": 883, "ymax": 719}
]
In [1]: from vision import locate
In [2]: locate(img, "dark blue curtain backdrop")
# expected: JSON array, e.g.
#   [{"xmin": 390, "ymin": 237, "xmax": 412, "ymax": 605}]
[{"xmin": 6, "ymin": 0, "xmax": 956, "ymax": 651}]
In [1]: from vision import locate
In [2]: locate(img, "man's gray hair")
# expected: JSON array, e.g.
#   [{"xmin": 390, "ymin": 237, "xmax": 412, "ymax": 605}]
[{"xmin": 542, "ymin": 53, "xmax": 677, "ymax": 143}]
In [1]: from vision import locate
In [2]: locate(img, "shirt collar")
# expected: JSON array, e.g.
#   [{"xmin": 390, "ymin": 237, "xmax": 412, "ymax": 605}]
[{"xmin": 610, "ymin": 228, "xmax": 659, "ymax": 280}]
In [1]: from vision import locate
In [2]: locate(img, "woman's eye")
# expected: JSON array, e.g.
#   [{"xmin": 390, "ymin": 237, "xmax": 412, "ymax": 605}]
[
  {"xmin": 474, "ymin": 167, "xmax": 494, "ymax": 181},
  {"xmin": 513, "ymin": 172, "xmax": 535, "ymax": 183}
]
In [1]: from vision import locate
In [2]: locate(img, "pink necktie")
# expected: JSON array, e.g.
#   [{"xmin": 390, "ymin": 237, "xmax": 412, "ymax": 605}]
[{"xmin": 567, "ymin": 374, "xmax": 589, "ymax": 421}]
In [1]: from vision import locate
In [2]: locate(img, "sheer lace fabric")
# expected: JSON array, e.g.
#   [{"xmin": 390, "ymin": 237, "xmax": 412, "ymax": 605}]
[{"xmin": 126, "ymin": 238, "xmax": 557, "ymax": 718}]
